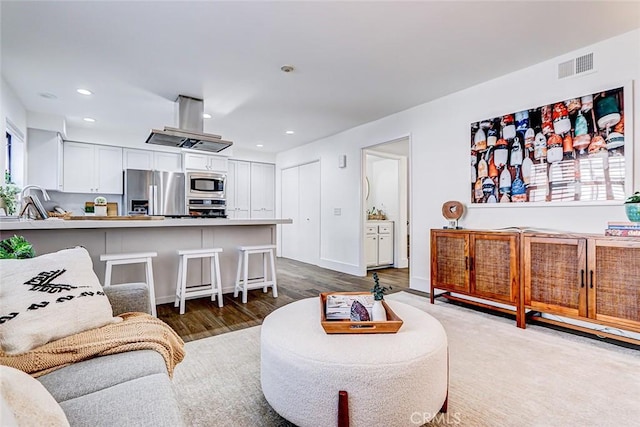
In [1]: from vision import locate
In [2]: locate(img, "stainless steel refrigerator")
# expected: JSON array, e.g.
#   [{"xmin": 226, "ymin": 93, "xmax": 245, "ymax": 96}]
[{"xmin": 124, "ymin": 169, "xmax": 185, "ymax": 216}]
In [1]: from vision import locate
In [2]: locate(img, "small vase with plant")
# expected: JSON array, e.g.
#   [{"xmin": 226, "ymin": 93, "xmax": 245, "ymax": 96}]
[
  {"xmin": 370, "ymin": 272, "xmax": 392, "ymax": 321},
  {"xmin": 0, "ymin": 183, "xmax": 21, "ymax": 216},
  {"xmin": 94, "ymin": 196, "xmax": 108, "ymax": 216},
  {"xmin": 624, "ymin": 192, "xmax": 640, "ymax": 222}
]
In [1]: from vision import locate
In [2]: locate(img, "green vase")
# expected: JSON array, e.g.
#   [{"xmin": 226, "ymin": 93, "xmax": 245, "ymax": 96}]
[{"xmin": 625, "ymin": 203, "xmax": 640, "ymax": 222}]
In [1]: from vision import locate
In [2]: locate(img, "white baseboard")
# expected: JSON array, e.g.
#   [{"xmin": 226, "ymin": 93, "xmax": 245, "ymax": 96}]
[
  {"xmin": 395, "ymin": 257, "xmax": 409, "ymax": 268},
  {"xmin": 318, "ymin": 258, "xmax": 362, "ymax": 276},
  {"xmin": 409, "ymin": 276, "xmax": 430, "ymax": 293}
]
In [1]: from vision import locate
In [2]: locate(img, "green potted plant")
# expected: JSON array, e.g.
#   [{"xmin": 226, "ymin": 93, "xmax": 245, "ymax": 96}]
[
  {"xmin": 624, "ymin": 192, "xmax": 640, "ymax": 222},
  {"xmin": 94, "ymin": 196, "xmax": 108, "ymax": 216},
  {"xmin": 0, "ymin": 184, "xmax": 20, "ymax": 215},
  {"xmin": 0, "ymin": 235, "xmax": 35, "ymax": 259},
  {"xmin": 370, "ymin": 272, "xmax": 392, "ymax": 321}
]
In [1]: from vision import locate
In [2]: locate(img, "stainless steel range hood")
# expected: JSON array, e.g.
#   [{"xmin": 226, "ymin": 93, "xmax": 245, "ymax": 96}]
[{"xmin": 145, "ymin": 95, "xmax": 232, "ymax": 153}]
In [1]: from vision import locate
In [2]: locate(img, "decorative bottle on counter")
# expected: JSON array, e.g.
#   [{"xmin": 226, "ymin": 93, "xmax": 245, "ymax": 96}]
[{"xmin": 372, "ymin": 300, "xmax": 386, "ymax": 321}]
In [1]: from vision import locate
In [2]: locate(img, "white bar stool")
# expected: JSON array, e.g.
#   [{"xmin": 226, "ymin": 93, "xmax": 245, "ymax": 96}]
[
  {"xmin": 100, "ymin": 251, "xmax": 158, "ymax": 317},
  {"xmin": 234, "ymin": 244, "xmax": 278, "ymax": 304},
  {"xmin": 175, "ymin": 248, "xmax": 224, "ymax": 315}
]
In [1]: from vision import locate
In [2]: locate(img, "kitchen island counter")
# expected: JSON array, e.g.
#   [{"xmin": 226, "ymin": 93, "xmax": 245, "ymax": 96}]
[
  {"xmin": 1, "ymin": 218, "xmax": 293, "ymax": 307},
  {"xmin": 0, "ymin": 217, "xmax": 292, "ymax": 231}
]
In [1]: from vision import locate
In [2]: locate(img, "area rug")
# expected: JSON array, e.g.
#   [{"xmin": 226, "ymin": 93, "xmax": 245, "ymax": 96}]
[{"xmin": 171, "ymin": 292, "xmax": 640, "ymax": 426}]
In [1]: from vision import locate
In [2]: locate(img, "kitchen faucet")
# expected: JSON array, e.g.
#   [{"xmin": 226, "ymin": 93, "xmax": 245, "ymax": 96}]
[
  {"xmin": 18, "ymin": 185, "xmax": 51, "ymax": 219},
  {"xmin": 20, "ymin": 185, "xmax": 51, "ymax": 202}
]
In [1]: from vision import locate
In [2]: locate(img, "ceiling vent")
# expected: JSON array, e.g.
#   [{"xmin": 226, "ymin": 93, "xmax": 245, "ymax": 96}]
[{"xmin": 558, "ymin": 53, "xmax": 594, "ymax": 79}]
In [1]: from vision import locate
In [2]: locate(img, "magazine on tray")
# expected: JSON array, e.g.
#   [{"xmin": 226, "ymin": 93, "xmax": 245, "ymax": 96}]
[{"xmin": 325, "ymin": 294, "xmax": 374, "ymax": 320}]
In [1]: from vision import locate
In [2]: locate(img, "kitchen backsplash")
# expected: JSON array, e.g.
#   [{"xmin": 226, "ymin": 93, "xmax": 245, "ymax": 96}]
[{"xmin": 46, "ymin": 191, "xmax": 123, "ymax": 216}]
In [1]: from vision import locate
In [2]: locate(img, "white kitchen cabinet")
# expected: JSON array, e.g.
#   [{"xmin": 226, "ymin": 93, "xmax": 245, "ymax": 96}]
[
  {"xmin": 124, "ymin": 148, "xmax": 182, "ymax": 172},
  {"xmin": 365, "ymin": 233, "xmax": 379, "ymax": 267},
  {"xmin": 250, "ymin": 162, "xmax": 275, "ymax": 218},
  {"xmin": 26, "ymin": 129, "xmax": 64, "ymax": 191},
  {"xmin": 184, "ymin": 152, "xmax": 228, "ymax": 172},
  {"xmin": 366, "ymin": 221, "xmax": 394, "ymax": 269},
  {"xmin": 377, "ymin": 224, "xmax": 394, "ymax": 265},
  {"xmin": 63, "ymin": 142, "xmax": 123, "ymax": 194},
  {"xmin": 153, "ymin": 151, "xmax": 182, "ymax": 172},
  {"xmin": 123, "ymin": 148, "xmax": 153, "ymax": 170},
  {"xmin": 226, "ymin": 160, "xmax": 251, "ymax": 219}
]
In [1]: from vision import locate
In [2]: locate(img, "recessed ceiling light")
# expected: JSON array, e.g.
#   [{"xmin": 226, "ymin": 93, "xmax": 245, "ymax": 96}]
[
  {"xmin": 281, "ymin": 65, "xmax": 295, "ymax": 73},
  {"xmin": 202, "ymin": 113, "xmax": 212, "ymax": 119},
  {"xmin": 77, "ymin": 88, "xmax": 93, "ymax": 96},
  {"xmin": 83, "ymin": 117, "xmax": 96, "ymax": 122},
  {"xmin": 285, "ymin": 130, "xmax": 295, "ymax": 135},
  {"xmin": 39, "ymin": 92, "xmax": 58, "ymax": 99},
  {"xmin": 256, "ymin": 144, "xmax": 264, "ymax": 148}
]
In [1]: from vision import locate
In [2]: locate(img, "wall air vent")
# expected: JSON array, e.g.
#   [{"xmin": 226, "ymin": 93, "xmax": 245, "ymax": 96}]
[
  {"xmin": 575, "ymin": 53, "xmax": 594, "ymax": 74},
  {"xmin": 558, "ymin": 53, "xmax": 594, "ymax": 79},
  {"xmin": 558, "ymin": 59, "xmax": 575, "ymax": 79}
]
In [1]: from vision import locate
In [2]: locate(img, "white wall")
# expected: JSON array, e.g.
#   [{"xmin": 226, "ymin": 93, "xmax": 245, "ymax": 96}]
[
  {"xmin": 1, "ymin": 77, "xmax": 27, "ymax": 184},
  {"xmin": 367, "ymin": 156, "xmax": 399, "ymax": 221},
  {"xmin": 276, "ymin": 29, "xmax": 640, "ymax": 292},
  {"xmin": 366, "ymin": 154, "xmax": 400, "ymax": 219}
]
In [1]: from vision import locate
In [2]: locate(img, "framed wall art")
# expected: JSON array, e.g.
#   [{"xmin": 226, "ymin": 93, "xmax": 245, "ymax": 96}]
[{"xmin": 470, "ymin": 83, "xmax": 632, "ymax": 204}]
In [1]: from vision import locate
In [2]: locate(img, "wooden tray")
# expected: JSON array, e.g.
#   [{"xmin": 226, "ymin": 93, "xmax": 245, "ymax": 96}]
[
  {"xmin": 66, "ymin": 215, "xmax": 165, "ymax": 220},
  {"xmin": 319, "ymin": 292, "xmax": 403, "ymax": 334},
  {"xmin": 85, "ymin": 202, "xmax": 118, "ymax": 216}
]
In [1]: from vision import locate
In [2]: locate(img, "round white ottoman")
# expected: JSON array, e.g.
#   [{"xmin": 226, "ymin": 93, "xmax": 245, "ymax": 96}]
[{"xmin": 260, "ymin": 298, "xmax": 448, "ymax": 427}]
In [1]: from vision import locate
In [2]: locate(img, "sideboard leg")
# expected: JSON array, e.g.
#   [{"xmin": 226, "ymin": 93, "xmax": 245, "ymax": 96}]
[{"xmin": 338, "ymin": 390, "xmax": 349, "ymax": 427}]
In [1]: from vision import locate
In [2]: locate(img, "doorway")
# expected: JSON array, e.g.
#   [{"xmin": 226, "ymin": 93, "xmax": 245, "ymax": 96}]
[{"xmin": 362, "ymin": 137, "xmax": 410, "ymax": 275}]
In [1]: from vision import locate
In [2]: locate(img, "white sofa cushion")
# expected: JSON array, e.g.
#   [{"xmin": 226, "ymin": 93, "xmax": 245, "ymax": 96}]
[
  {"xmin": 0, "ymin": 365, "xmax": 70, "ymax": 426},
  {"xmin": 0, "ymin": 246, "xmax": 118, "ymax": 355}
]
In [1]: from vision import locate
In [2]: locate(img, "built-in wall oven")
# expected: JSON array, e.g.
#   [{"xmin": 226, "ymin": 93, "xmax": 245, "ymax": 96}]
[
  {"xmin": 186, "ymin": 172, "xmax": 227, "ymax": 217},
  {"xmin": 188, "ymin": 198, "xmax": 227, "ymax": 218},
  {"xmin": 187, "ymin": 172, "xmax": 226, "ymax": 199}
]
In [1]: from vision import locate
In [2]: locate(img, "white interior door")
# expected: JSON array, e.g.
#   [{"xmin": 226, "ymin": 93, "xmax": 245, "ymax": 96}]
[
  {"xmin": 298, "ymin": 161, "xmax": 320, "ymax": 265},
  {"xmin": 280, "ymin": 161, "xmax": 320, "ymax": 265},
  {"xmin": 281, "ymin": 166, "xmax": 299, "ymax": 259}
]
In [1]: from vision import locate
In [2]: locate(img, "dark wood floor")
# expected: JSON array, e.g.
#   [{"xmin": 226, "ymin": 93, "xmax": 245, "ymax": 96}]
[{"xmin": 157, "ymin": 258, "xmax": 410, "ymax": 342}]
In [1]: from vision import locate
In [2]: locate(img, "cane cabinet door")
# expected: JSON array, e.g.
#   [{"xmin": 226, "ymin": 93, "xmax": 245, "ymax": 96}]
[
  {"xmin": 470, "ymin": 233, "xmax": 519, "ymax": 303},
  {"xmin": 522, "ymin": 235, "xmax": 587, "ymax": 318},
  {"xmin": 431, "ymin": 230, "xmax": 470, "ymax": 294},
  {"xmin": 588, "ymin": 239, "xmax": 640, "ymax": 332}
]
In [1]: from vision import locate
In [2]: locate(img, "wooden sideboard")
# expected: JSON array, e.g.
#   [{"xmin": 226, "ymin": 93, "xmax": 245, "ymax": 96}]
[
  {"xmin": 430, "ymin": 229, "xmax": 523, "ymax": 327},
  {"xmin": 431, "ymin": 228, "xmax": 640, "ymax": 344}
]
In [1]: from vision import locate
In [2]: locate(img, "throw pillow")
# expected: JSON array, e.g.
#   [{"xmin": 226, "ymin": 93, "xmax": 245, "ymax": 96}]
[
  {"xmin": 0, "ymin": 365, "xmax": 70, "ymax": 426},
  {"xmin": 0, "ymin": 246, "xmax": 119, "ymax": 355}
]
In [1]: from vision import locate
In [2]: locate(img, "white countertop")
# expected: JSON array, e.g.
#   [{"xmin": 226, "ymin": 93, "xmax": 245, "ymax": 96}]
[{"xmin": 0, "ymin": 217, "xmax": 293, "ymax": 231}]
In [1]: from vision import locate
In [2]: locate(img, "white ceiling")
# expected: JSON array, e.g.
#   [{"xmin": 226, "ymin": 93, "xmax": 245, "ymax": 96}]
[{"xmin": 2, "ymin": 1, "xmax": 639, "ymax": 153}]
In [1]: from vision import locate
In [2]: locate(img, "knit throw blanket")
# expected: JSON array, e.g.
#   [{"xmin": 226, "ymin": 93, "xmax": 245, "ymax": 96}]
[{"xmin": 0, "ymin": 312, "xmax": 185, "ymax": 378}]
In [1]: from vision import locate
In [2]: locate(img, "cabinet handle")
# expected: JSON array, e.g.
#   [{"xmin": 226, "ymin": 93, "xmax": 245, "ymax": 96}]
[
  {"xmin": 580, "ymin": 269, "xmax": 585, "ymax": 288},
  {"xmin": 589, "ymin": 270, "xmax": 594, "ymax": 289}
]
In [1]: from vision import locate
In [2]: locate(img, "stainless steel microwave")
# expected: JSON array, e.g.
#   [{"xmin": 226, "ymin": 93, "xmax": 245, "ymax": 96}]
[{"xmin": 187, "ymin": 172, "xmax": 226, "ymax": 199}]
